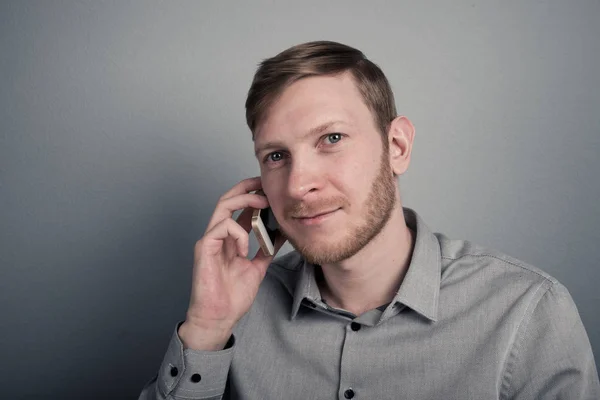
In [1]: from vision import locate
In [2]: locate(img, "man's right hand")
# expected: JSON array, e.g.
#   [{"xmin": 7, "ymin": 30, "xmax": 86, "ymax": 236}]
[{"xmin": 178, "ymin": 177, "xmax": 285, "ymax": 351}]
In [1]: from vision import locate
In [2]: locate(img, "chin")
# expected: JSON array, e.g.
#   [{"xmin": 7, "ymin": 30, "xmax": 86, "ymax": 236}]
[{"xmin": 288, "ymin": 236, "xmax": 358, "ymax": 266}]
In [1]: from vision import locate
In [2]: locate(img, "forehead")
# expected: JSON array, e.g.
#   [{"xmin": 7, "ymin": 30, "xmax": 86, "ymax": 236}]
[{"xmin": 254, "ymin": 72, "xmax": 374, "ymax": 144}]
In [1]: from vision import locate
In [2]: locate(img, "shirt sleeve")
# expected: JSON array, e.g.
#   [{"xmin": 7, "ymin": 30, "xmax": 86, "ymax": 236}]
[
  {"xmin": 138, "ymin": 321, "xmax": 235, "ymax": 400},
  {"xmin": 500, "ymin": 281, "xmax": 600, "ymax": 400}
]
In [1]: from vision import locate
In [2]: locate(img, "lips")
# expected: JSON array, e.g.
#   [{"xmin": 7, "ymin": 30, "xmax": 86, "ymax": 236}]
[
  {"xmin": 290, "ymin": 209, "xmax": 341, "ymax": 229},
  {"xmin": 294, "ymin": 208, "xmax": 339, "ymax": 219}
]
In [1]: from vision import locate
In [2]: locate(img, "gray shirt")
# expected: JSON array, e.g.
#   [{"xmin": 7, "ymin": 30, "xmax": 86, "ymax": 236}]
[{"xmin": 139, "ymin": 208, "xmax": 599, "ymax": 400}]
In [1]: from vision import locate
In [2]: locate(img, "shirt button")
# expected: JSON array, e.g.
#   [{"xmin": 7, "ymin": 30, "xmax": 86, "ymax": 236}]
[
  {"xmin": 170, "ymin": 366, "xmax": 178, "ymax": 377},
  {"xmin": 191, "ymin": 373, "xmax": 202, "ymax": 383},
  {"xmin": 350, "ymin": 322, "xmax": 361, "ymax": 331},
  {"xmin": 344, "ymin": 388, "xmax": 355, "ymax": 398}
]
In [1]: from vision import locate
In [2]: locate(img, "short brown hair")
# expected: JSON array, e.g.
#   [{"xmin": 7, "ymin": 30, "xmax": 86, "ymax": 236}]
[{"xmin": 245, "ymin": 41, "xmax": 397, "ymax": 140}]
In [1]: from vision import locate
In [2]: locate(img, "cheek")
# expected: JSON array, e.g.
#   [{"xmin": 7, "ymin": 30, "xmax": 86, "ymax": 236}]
[
  {"xmin": 260, "ymin": 167, "xmax": 279, "ymax": 194},
  {"xmin": 331, "ymin": 154, "xmax": 374, "ymax": 201},
  {"xmin": 261, "ymin": 173, "xmax": 285, "ymax": 212}
]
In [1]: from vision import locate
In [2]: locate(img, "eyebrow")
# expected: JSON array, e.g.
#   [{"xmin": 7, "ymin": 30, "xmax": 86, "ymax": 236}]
[{"xmin": 254, "ymin": 120, "xmax": 344, "ymax": 158}]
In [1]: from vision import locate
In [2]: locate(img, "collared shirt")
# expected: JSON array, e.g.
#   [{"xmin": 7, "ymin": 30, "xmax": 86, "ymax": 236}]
[{"xmin": 139, "ymin": 208, "xmax": 600, "ymax": 400}]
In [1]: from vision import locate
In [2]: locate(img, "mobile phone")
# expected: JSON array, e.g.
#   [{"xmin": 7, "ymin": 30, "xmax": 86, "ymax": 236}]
[{"xmin": 251, "ymin": 205, "xmax": 281, "ymax": 257}]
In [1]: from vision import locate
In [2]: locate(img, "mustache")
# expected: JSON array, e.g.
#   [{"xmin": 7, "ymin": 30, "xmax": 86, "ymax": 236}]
[{"xmin": 284, "ymin": 196, "xmax": 349, "ymax": 217}]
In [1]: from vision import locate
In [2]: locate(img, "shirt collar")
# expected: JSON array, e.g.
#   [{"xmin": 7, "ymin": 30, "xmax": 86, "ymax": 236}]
[
  {"xmin": 290, "ymin": 262, "xmax": 321, "ymax": 319},
  {"xmin": 290, "ymin": 207, "xmax": 441, "ymax": 322},
  {"xmin": 392, "ymin": 207, "xmax": 440, "ymax": 321}
]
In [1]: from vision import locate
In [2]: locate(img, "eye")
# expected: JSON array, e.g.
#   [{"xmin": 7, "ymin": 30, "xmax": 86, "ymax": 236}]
[
  {"xmin": 265, "ymin": 151, "xmax": 284, "ymax": 163},
  {"xmin": 323, "ymin": 133, "xmax": 343, "ymax": 144}
]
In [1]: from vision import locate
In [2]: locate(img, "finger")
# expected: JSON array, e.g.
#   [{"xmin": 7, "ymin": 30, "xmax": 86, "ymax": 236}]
[
  {"xmin": 220, "ymin": 177, "xmax": 262, "ymax": 201},
  {"xmin": 224, "ymin": 235, "xmax": 238, "ymax": 261},
  {"xmin": 200, "ymin": 218, "xmax": 249, "ymax": 259},
  {"xmin": 235, "ymin": 207, "xmax": 255, "ymax": 233},
  {"xmin": 205, "ymin": 193, "xmax": 269, "ymax": 233}
]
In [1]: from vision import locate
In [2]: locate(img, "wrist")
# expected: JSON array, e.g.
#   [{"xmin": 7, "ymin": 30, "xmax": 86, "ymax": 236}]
[{"xmin": 178, "ymin": 320, "xmax": 232, "ymax": 351}]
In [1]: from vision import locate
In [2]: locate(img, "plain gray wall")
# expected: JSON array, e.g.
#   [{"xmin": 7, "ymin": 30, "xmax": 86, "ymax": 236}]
[{"xmin": 1, "ymin": 1, "xmax": 598, "ymax": 398}]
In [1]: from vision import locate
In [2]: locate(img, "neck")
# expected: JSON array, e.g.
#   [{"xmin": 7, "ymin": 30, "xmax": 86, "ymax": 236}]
[{"xmin": 318, "ymin": 201, "xmax": 415, "ymax": 316}]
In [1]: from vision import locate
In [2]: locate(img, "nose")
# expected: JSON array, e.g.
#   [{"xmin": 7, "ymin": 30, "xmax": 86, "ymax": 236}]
[{"xmin": 286, "ymin": 157, "xmax": 324, "ymax": 201}]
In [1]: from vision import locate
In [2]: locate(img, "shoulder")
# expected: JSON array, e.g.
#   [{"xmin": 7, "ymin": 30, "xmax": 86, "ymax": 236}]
[
  {"xmin": 435, "ymin": 231, "xmax": 558, "ymax": 288},
  {"xmin": 431, "ymin": 234, "xmax": 598, "ymax": 396},
  {"xmin": 434, "ymin": 230, "xmax": 587, "ymax": 335},
  {"xmin": 433, "ymin": 231, "xmax": 575, "ymax": 323}
]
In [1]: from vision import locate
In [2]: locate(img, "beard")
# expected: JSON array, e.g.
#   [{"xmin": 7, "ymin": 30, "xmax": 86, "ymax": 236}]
[{"xmin": 281, "ymin": 147, "xmax": 397, "ymax": 265}]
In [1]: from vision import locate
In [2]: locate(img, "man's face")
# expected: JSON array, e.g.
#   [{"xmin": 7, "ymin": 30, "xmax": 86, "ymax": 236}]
[{"xmin": 253, "ymin": 72, "xmax": 397, "ymax": 265}]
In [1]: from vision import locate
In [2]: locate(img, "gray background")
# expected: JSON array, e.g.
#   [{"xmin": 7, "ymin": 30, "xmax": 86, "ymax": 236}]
[{"xmin": 1, "ymin": 1, "xmax": 598, "ymax": 398}]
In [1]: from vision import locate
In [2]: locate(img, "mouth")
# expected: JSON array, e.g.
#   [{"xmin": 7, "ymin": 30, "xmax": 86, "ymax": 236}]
[{"xmin": 293, "ymin": 208, "xmax": 340, "ymax": 225}]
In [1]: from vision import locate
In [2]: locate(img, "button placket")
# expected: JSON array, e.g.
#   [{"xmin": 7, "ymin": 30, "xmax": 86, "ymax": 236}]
[{"xmin": 338, "ymin": 321, "xmax": 364, "ymax": 399}]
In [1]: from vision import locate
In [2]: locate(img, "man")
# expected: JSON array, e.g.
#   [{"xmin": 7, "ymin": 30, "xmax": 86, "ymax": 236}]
[{"xmin": 139, "ymin": 41, "xmax": 599, "ymax": 399}]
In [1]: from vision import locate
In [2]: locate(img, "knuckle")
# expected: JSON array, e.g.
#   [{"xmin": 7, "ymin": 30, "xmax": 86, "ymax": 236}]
[
  {"xmin": 218, "ymin": 195, "xmax": 236, "ymax": 209},
  {"xmin": 194, "ymin": 238, "xmax": 206, "ymax": 252},
  {"xmin": 215, "ymin": 217, "xmax": 235, "ymax": 233},
  {"xmin": 224, "ymin": 217, "xmax": 237, "ymax": 229},
  {"xmin": 213, "ymin": 217, "xmax": 230, "ymax": 231}
]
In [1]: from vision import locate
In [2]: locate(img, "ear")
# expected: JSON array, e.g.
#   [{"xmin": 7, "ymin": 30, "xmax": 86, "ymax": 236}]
[{"xmin": 387, "ymin": 116, "xmax": 415, "ymax": 176}]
